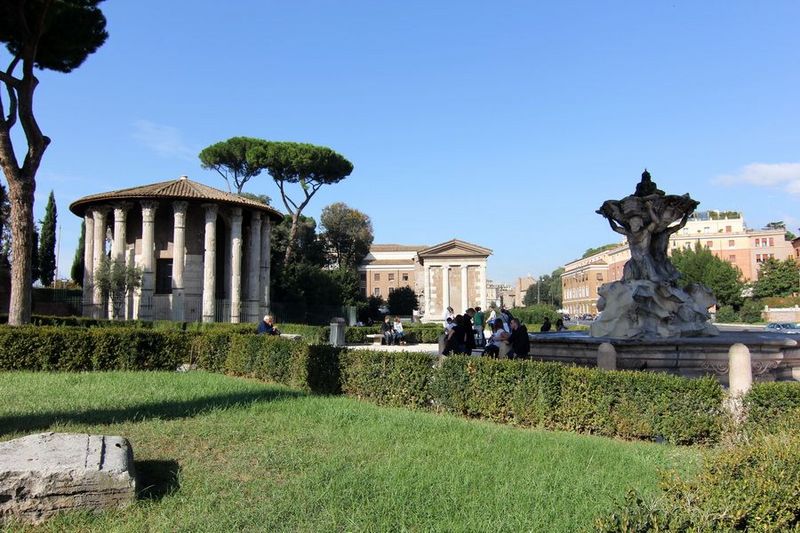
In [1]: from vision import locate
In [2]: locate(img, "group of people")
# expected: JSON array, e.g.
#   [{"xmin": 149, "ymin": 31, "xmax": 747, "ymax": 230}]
[
  {"xmin": 380, "ymin": 315, "xmax": 405, "ymax": 345},
  {"xmin": 441, "ymin": 305, "xmax": 530, "ymax": 358},
  {"xmin": 442, "ymin": 306, "xmax": 568, "ymax": 358}
]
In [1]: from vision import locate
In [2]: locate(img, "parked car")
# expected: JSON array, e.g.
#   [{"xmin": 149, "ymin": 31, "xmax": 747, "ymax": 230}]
[{"xmin": 766, "ymin": 322, "xmax": 800, "ymax": 334}]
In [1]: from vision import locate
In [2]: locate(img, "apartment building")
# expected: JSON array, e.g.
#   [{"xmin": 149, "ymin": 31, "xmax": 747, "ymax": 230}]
[{"xmin": 561, "ymin": 211, "xmax": 795, "ymax": 316}]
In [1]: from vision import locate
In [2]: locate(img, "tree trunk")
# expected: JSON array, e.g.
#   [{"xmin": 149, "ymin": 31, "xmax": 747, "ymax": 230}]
[
  {"xmin": 7, "ymin": 177, "xmax": 35, "ymax": 325},
  {"xmin": 283, "ymin": 213, "xmax": 301, "ymax": 267}
]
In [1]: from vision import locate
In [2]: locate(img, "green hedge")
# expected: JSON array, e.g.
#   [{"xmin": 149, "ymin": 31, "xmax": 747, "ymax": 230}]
[
  {"xmin": 337, "ymin": 352, "xmax": 723, "ymax": 445},
  {"xmin": 744, "ymin": 382, "xmax": 800, "ymax": 430},
  {"xmin": 597, "ymin": 412, "xmax": 800, "ymax": 531},
  {"xmin": 0, "ymin": 326, "xmax": 189, "ymax": 371}
]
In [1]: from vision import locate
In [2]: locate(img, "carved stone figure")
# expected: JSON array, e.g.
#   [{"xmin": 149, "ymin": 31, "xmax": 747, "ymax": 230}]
[{"xmin": 591, "ymin": 171, "xmax": 719, "ymax": 339}]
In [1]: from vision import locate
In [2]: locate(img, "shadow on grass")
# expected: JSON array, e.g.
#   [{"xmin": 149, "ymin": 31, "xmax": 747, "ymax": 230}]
[
  {"xmin": 136, "ymin": 459, "xmax": 181, "ymax": 500},
  {"xmin": 0, "ymin": 388, "xmax": 306, "ymax": 437}
]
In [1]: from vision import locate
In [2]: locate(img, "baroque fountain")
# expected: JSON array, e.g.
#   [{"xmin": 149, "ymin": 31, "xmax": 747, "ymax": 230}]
[{"xmin": 529, "ymin": 171, "xmax": 800, "ymax": 383}]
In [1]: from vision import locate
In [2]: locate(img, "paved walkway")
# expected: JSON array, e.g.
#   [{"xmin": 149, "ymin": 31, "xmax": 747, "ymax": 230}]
[{"xmin": 346, "ymin": 343, "xmax": 439, "ymax": 354}]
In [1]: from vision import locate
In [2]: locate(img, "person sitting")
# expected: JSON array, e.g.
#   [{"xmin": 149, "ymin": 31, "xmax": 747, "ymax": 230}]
[
  {"xmin": 393, "ymin": 316, "xmax": 405, "ymax": 344},
  {"xmin": 508, "ymin": 318, "xmax": 530, "ymax": 359},
  {"xmin": 540, "ymin": 317, "xmax": 552, "ymax": 332},
  {"xmin": 381, "ymin": 316, "xmax": 395, "ymax": 345},
  {"xmin": 484, "ymin": 318, "xmax": 509, "ymax": 358},
  {"xmin": 257, "ymin": 314, "xmax": 280, "ymax": 335}
]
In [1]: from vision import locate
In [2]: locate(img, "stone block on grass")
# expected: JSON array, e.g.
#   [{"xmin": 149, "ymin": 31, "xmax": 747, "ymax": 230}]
[{"xmin": 0, "ymin": 432, "xmax": 136, "ymax": 524}]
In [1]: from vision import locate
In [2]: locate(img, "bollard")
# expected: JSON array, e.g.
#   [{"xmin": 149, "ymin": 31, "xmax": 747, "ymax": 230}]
[
  {"xmin": 727, "ymin": 343, "xmax": 752, "ymax": 420},
  {"xmin": 329, "ymin": 317, "xmax": 346, "ymax": 347},
  {"xmin": 597, "ymin": 342, "xmax": 617, "ymax": 370}
]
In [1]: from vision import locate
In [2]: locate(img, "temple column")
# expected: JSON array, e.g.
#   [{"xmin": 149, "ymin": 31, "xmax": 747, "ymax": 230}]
[
  {"xmin": 202, "ymin": 204, "xmax": 218, "ymax": 323},
  {"xmin": 139, "ymin": 201, "xmax": 158, "ymax": 321},
  {"xmin": 442, "ymin": 264, "xmax": 450, "ymax": 318},
  {"xmin": 110, "ymin": 203, "xmax": 130, "ymax": 319},
  {"xmin": 82, "ymin": 210, "xmax": 95, "ymax": 317},
  {"xmin": 480, "ymin": 263, "xmax": 487, "ymax": 310},
  {"xmin": 229, "ymin": 207, "xmax": 243, "ymax": 323},
  {"xmin": 171, "ymin": 201, "xmax": 188, "ymax": 322},
  {"xmin": 423, "ymin": 263, "xmax": 431, "ymax": 318},
  {"xmin": 91, "ymin": 207, "xmax": 109, "ymax": 319},
  {"xmin": 461, "ymin": 265, "xmax": 469, "ymax": 310},
  {"xmin": 259, "ymin": 217, "xmax": 271, "ymax": 316},
  {"xmin": 246, "ymin": 211, "xmax": 262, "ymax": 322}
]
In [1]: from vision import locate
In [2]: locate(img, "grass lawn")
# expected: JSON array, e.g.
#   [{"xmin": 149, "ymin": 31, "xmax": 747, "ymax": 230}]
[{"xmin": 0, "ymin": 371, "xmax": 701, "ymax": 532}]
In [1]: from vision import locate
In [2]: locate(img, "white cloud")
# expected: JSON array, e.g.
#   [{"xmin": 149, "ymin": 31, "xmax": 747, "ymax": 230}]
[
  {"xmin": 715, "ymin": 162, "xmax": 800, "ymax": 196},
  {"xmin": 132, "ymin": 120, "xmax": 194, "ymax": 161}
]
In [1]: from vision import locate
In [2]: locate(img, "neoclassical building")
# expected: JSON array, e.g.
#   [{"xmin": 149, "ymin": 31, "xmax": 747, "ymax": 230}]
[
  {"xmin": 358, "ymin": 239, "xmax": 492, "ymax": 320},
  {"xmin": 70, "ymin": 176, "xmax": 283, "ymax": 323}
]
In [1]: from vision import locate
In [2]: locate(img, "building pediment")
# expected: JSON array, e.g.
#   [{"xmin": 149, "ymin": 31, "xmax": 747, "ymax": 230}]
[{"xmin": 418, "ymin": 239, "xmax": 492, "ymax": 259}]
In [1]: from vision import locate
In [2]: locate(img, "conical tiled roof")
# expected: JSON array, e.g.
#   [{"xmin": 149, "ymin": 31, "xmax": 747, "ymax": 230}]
[{"xmin": 69, "ymin": 176, "xmax": 283, "ymax": 221}]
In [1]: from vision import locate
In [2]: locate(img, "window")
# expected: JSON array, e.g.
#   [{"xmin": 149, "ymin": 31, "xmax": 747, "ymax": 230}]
[
  {"xmin": 728, "ymin": 255, "xmax": 736, "ymax": 262},
  {"xmin": 756, "ymin": 254, "xmax": 763, "ymax": 263},
  {"xmin": 769, "ymin": 237, "xmax": 774, "ymax": 247},
  {"xmin": 388, "ymin": 273, "xmax": 395, "ymax": 281},
  {"xmin": 596, "ymin": 273, "xmax": 603, "ymax": 281},
  {"xmin": 726, "ymin": 226, "xmax": 732, "ymax": 233},
  {"xmin": 402, "ymin": 273, "xmax": 409, "ymax": 282},
  {"xmin": 389, "ymin": 287, "xmax": 395, "ymax": 293},
  {"xmin": 373, "ymin": 273, "xmax": 380, "ymax": 281},
  {"xmin": 706, "ymin": 241, "xmax": 713, "ymax": 248},
  {"xmin": 728, "ymin": 240, "xmax": 735, "ymax": 247},
  {"xmin": 155, "ymin": 259, "xmax": 173, "ymax": 294},
  {"xmin": 373, "ymin": 287, "xmax": 381, "ymax": 297}
]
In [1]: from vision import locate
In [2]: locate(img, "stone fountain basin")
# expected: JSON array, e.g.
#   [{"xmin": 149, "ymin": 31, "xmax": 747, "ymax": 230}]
[{"xmin": 528, "ymin": 331, "xmax": 800, "ymax": 384}]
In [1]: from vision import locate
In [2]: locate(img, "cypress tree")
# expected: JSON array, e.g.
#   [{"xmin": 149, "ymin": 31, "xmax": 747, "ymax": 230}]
[
  {"xmin": 39, "ymin": 191, "xmax": 58, "ymax": 286},
  {"xmin": 71, "ymin": 221, "xmax": 85, "ymax": 286},
  {"xmin": 31, "ymin": 226, "xmax": 40, "ymax": 285}
]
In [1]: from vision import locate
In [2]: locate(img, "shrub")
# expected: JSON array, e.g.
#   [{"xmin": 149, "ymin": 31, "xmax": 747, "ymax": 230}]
[
  {"xmin": 513, "ymin": 305, "xmax": 559, "ymax": 325},
  {"xmin": 597, "ymin": 415, "xmax": 800, "ymax": 531},
  {"xmin": 714, "ymin": 305, "xmax": 738, "ymax": 323},
  {"xmin": 340, "ymin": 350, "xmax": 435, "ymax": 408},
  {"xmin": 430, "ymin": 357, "xmax": 723, "ymax": 444},
  {"xmin": 744, "ymin": 382, "xmax": 800, "ymax": 431},
  {"xmin": 739, "ymin": 299, "xmax": 764, "ymax": 323}
]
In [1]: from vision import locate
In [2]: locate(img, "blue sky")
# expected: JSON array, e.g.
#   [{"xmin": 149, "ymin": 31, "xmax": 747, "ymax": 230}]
[{"xmin": 4, "ymin": 1, "xmax": 799, "ymax": 282}]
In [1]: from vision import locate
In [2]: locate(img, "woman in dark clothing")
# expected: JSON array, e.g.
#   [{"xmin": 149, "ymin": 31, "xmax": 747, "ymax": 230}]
[
  {"xmin": 444, "ymin": 315, "xmax": 468, "ymax": 355},
  {"xmin": 508, "ymin": 319, "xmax": 530, "ymax": 359},
  {"xmin": 462, "ymin": 312, "xmax": 475, "ymax": 354}
]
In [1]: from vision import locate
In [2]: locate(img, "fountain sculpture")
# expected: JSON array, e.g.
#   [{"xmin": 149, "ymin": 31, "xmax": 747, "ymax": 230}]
[{"xmin": 590, "ymin": 170, "xmax": 719, "ymax": 339}]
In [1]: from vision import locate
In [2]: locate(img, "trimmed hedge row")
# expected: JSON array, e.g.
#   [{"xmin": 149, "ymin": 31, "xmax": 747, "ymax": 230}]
[
  {"xmin": 9, "ymin": 326, "xmax": 800, "ymax": 445},
  {"xmin": 0, "ymin": 327, "xmax": 188, "ymax": 371},
  {"xmin": 341, "ymin": 353, "xmax": 724, "ymax": 445}
]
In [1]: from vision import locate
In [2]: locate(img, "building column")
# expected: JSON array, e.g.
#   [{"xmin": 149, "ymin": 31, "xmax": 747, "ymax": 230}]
[
  {"xmin": 480, "ymin": 263, "xmax": 487, "ymax": 310},
  {"xmin": 229, "ymin": 207, "xmax": 243, "ymax": 323},
  {"xmin": 138, "ymin": 201, "xmax": 158, "ymax": 321},
  {"xmin": 171, "ymin": 201, "xmax": 188, "ymax": 322},
  {"xmin": 201, "ymin": 204, "xmax": 218, "ymax": 323},
  {"xmin": 246, "ymin": 211, "xmax": 262, "ymax": 322},
  {"xmin": 82, "ymin": 210, "xmax": 95, "ymax": 317},
  {"xmin": 259, "ymin": 217, "xmax": 271, "ymax": 316},
  {"xmin": 423, "ymin": 263, "xmax": 431, "ymax": 318},
  {"xmin": 91, "ymin": 207, "xmax": 109, "ymax": 319},
  {"xmin": 110, "ymin": 203, "xmax": 130, "ymax": 319},
  {"xmin": 461, "ymin": 265, "xmax": 469, "ymax": 310},
  {"xmin": 442, "ymin": 264, "xmax": 450, "ymax": 318}
]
